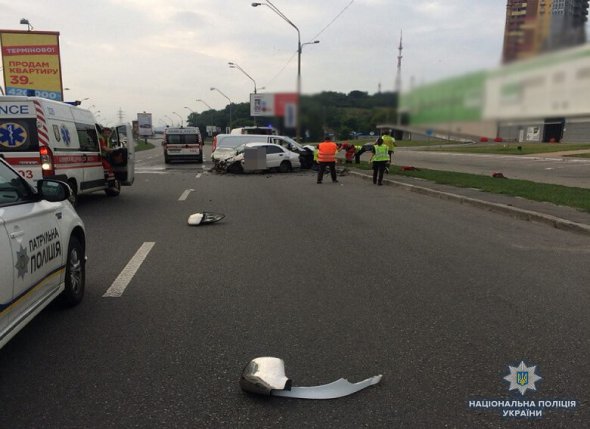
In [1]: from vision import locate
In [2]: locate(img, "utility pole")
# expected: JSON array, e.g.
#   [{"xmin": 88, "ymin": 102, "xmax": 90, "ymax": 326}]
[{"xmin": 395, "ymin": 30, "xmax": 403, "ymax": 126}]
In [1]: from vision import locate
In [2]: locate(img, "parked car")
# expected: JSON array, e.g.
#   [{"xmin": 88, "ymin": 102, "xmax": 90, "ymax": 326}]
[
  {"xmin": 222, "ymin": 142, "xmax": 301, "ymax": 173},
  {"xmin": 0, "ymin": 157, "xmax": 86, "ymax": 349}
]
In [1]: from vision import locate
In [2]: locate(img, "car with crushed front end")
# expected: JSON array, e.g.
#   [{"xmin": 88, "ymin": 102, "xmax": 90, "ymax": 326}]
[{"xmin": 221, "ymin": 142, "xmax": 301, "ymax": 174}]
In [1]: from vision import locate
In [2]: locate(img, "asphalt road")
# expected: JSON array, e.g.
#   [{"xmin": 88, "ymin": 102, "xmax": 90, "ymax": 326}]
[
  {"xmin": 1, "ymin": 145, "xmax": 589, "ymax": 428},
  {"xmin": 389, "ymin": 148, "xmax": 590, "ymax": 188}
]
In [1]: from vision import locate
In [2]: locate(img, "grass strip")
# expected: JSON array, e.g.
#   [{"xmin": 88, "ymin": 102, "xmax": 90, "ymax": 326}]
[
  {"xmin": 352, "ymin": 163, "xmax": 590, "ymax": 213},
  {"xmin": 422, "ymin": 143, "xmax": 590, "ymax": 155},
  {"xmin": 135, "ymin": 141, "xmax": 155, "ymax": 152}
]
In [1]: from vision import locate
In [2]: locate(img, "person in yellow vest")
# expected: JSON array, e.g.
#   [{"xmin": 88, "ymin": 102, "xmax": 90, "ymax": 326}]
[
  {"xmin": 381, "ymin": 130, "xmax": 396, "ymax": 162},
  {"xmin": 312, "ymin": 146, "xmax": 319, "ymax": 170},
  {"xmin": 316, "ymin": 135, "xmax": 339, "ymax": 184},
  {"xmin": 370, "ymin": 137, "xmax": 389, "ymax": 185}
]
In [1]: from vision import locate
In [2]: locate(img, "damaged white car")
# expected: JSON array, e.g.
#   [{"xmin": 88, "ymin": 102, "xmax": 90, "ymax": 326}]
[{"xmin": 218, "ymin": 142, "xmax": 301, "ymax": 174}]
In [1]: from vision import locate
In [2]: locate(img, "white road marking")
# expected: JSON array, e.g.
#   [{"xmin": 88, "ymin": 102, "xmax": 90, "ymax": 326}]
[
  {"xmin": 103, "ymin": 242, "xmax": 155, "ymax": 298},
  {"xmin": 178, "ymin": 189, "xmax": 194, "ymax": 201},
  {"xmin": 196, "ymin": 173, "xmax": 202, "ymax": 179}
]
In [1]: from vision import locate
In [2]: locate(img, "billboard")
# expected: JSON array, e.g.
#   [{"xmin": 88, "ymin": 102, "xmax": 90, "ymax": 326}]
[
  {"xmin": 0, "ymin": 30, "xmax": 64, "ymax": 101},
  {"xmin": 137, "ymin": 112, "xmax": 153, "ymax": 136},
  {"xmin": 250, "ymin": 92, "xmax": 298, "ymax": 117}
]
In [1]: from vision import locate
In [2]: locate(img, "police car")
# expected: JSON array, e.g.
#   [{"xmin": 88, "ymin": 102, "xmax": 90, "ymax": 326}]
[{"xmin": 0, "ymin": 157, "xmax": 86, "ymax": 349}]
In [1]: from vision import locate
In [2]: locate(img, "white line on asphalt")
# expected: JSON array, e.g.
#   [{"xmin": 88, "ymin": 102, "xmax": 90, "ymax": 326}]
[
  {"xmin": 103, "ymin": 242, "xmax": 155, "ymax": 298},
  {"xmin": 196, "ymin": 173, "xmax": 202, "ymax": 179},
  {"xmin": 178, "ymin": 189, "xmax": 194, "ymax": 201}
]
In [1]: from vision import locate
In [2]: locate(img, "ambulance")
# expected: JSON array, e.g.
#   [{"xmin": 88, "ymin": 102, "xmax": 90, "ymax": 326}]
[
  {"xmin": 162, "ymin": 127, "xmax": 203, "ymax": 163},
  {"xmin": 0, "ymin": 96, "xmax": 135, "ymax": 204}
]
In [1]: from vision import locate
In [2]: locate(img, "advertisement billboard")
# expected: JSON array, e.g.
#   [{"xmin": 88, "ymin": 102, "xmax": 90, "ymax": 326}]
[
  {"xmin": 0, "ymin": 30, "xmax": 64, "ymax": 101},
  {"xmin": 137, "ymin": 112, "xmax": 153, "ymax": 136},
  {"xmin": 250, "ymin": 93, "xmax": 298, "ymax": 117}
]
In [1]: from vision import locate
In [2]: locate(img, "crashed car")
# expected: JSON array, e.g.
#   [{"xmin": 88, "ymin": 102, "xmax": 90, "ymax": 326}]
[{"xmin": 219, "ymin": 142, "xmax": 301, "ymax": 174}]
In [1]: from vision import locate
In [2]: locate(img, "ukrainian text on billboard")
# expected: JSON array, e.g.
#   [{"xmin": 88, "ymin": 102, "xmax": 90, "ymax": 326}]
[{"xmin": 0, "ymin": 30, "xmax": 64, "ymax": 101}]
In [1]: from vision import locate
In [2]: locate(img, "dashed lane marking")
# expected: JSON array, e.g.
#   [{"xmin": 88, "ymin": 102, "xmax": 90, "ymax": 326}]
[{"xmin": 103, "ymin": 242, "xmax": 155, "ymax": 298}]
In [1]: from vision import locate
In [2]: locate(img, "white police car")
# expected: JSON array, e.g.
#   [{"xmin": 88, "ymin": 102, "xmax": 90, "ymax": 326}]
[{"xmin": 0, "ymin": 157, "xmax": 86, "ymax": 349}]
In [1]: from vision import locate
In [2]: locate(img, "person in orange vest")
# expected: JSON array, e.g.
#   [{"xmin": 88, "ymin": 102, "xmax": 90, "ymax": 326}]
[{"xmin": 316, "ymin": 135, "xmax": 339, "ymax": 184}]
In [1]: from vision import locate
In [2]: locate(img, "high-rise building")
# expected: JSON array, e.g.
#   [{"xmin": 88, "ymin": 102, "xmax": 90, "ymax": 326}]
[{"xmin": 502, "ymin": 0, "xmax": 588, "ymax": 63}]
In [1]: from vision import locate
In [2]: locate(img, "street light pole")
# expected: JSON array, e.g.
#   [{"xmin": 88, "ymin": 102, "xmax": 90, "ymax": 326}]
[
  {"xmin": 196, "ymin": 99, "xmax": 213, "ymax": 110},
  {"xmin": 252, "ymin": 1, "xmax": 302, "ymax": 141},
  {"xmin": 172, "ymin": 112, "xmax": 184, "ymax": 127},
  {"xmin": 210, "ymin": 87, "xmax": 233, "ymax": 130},
  {"xmin": 228, "ymin": 62, "xmax": 257, "ymax": 94}
]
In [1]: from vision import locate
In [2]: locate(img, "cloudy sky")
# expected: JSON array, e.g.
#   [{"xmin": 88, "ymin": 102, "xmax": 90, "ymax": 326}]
[{"xmin": 1, "ymin": 0, "xmax": 506, "ymax": 126}]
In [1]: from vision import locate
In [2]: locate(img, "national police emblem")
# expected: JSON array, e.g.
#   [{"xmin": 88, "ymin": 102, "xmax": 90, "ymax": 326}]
[{"xmin": 504, "ymin": 361, "xmax": 541, "ymax": 395}]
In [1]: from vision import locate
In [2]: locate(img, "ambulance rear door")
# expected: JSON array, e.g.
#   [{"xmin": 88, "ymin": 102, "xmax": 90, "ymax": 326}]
[
  {"xmin": 0, "ymin": 98, "xmax": 42, "ymax": 183},
  {"xmin": 109, "ymin": 123, "xmax": 135, "ymax": 186}
]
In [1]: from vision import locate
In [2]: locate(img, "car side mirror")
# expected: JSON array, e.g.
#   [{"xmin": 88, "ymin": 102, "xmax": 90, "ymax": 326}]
[
  {"xmin": 240, "ymin": 357, "xmax": 291, "ymax": 395},
  {"xmin": 37, "ymin": 179, "xmax": 71, "ymax": 202}
]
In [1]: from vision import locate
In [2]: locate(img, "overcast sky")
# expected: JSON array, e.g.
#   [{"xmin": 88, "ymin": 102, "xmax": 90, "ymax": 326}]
[{"xmin": 1, "ymin": 0, "xmax": 506, "ymax": 126}]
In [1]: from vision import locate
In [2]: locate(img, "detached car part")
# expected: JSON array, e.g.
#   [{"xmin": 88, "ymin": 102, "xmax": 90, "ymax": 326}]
[
  {"xmin": 240, "ymin": 357, "xmax": 382, "ymax": 400},
  {"xmin": 187, "ymin": 212, "xmax": 225, "ymax": 226}
]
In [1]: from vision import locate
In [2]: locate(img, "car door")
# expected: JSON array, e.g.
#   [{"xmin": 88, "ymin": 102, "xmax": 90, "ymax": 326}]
[
  {"xmin": 0, "ymin": 214, "xmax": 13, "ymax": 337},
  {"xmin": 0, "ymin": 161, "xmax": 64, "ymax": 328},
  {"xmin": 264, "ymin": 144, "xmax": 285, "ymax": 168},
  {"xmin": 109, "ymin": 124, "xmax": 135, "ymax": 185}
]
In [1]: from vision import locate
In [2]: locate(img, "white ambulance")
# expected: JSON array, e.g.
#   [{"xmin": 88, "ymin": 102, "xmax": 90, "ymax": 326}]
[
  {"xmin": 162, "ymin": 127, "xmax": 203, "ymax": 163},
  {"xmin": 0, "ymin": 96, "xmax": 135, "ymax": 204}
]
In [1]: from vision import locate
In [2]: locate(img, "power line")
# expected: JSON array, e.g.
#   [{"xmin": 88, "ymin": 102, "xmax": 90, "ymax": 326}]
[{"xmin": 262, "ymin": 0, "xmax": 355, "ymax": 89}]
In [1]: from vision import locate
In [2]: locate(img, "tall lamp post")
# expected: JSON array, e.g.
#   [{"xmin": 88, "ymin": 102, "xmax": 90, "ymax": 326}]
[
  {"xmin": 228, "ymin": 62, "xmax": 257, "ymax": 94},
  {"xmin": 252, "ymin": 1, "xmax": 302, "ymax": 141},
  {"xmin": 210, "ymin": 87, "xmax": 233, "ymax": 129},
  {"xmin": 196, "ymin": 99, "xmax": 212, "ymax": 110},
  {"xmin": 172, "ymin": 111, "xmax": 184, "ymax": 127},
  {"xmin": 165, "ymin": 115, "xmax": 174, "ymax": 127},
  {"xmin": 20, "ymin": 18, "xmax": 33, "ymax": 31}
]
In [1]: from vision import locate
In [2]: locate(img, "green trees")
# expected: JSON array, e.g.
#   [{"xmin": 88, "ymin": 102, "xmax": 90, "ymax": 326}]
[{"xmin": 187, "ymin": 90, "xmax": 397, "ymax": 141}]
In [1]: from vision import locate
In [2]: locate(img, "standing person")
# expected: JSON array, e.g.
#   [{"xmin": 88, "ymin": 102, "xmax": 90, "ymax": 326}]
[
  {"xmin": 344, "ymin": 143, "xmax": 356, "ymax": 163},
  {"xmin": 370, "ymin": 137, "xmax": 389, "ymax": 185},
  {"xmin": 316, "ymin": 135, "xmax": 339, "ymax": 184},
  {"xmin": 381, "ymin": 130, "xmax": 397, "ymax": 163}
]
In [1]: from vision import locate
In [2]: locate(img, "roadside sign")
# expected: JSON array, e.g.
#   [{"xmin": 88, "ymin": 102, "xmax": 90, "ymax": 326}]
[{"xmin": 137, "ymin": 112, "xmax": 152, "ymax": 136}]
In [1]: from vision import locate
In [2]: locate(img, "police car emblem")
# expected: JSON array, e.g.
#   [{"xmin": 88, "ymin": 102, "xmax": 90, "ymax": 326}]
[
  {"xmin": 504, "ymin": 361, "xmax": 542, "ymax": 395},
  {"xmin": 15, "ymin": 245, "xmax": 30, "ymax": 279},
  {"xmin": 0, "ymin": 123, "xmax": 28, "ymax": 148}
]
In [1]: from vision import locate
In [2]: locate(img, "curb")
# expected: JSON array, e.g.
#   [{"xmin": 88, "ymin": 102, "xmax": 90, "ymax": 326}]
[{"xmin": 349, "ymin": 171, "xmax": 590, "ymax": 237}]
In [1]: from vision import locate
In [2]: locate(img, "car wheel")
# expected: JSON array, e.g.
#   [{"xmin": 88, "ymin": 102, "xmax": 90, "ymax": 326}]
[
  {"xmin": 164, "ymin": 154, "xmax": 170, "ymax": 164},
  {"xmin": 67, "ymin": 179, "xmax": 78, "ymax": 207},
  {"xmin": 227, "ymin": 162, "xmax": 244, "ymax": 174},
  {"xmin": 105, "ymin": 179, "xmax": 121, "ymax": 197},
  {"xmin": 279, "ymin": 161, "xmax": 292, "ymax": 173},
  {"xmin": 58, "ymin": 236, "xmax": 85, "ymax": 307}
]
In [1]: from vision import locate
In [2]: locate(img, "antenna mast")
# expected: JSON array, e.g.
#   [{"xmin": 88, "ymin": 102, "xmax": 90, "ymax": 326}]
[{"xmin": 395, "ymin": 30, "xmax": 403, "ymax": 125}]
